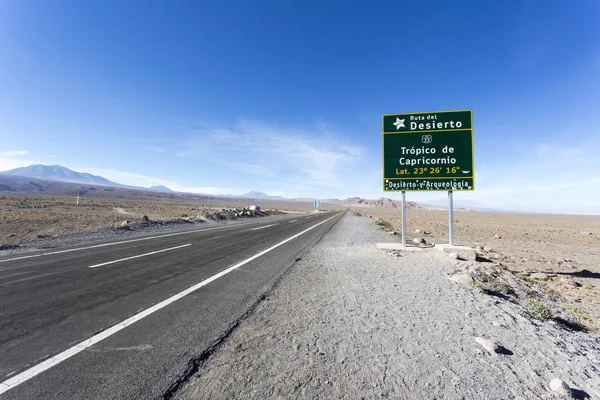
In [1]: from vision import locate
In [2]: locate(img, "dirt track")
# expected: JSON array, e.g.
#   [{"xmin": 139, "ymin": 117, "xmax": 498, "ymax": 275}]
[{"xmin": 176, "ymin": 214, "xmax": 599, "ymax": 399}]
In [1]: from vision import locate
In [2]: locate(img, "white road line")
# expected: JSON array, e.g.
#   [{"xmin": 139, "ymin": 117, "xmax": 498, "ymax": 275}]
[
  {"xmin": 2, "ymin": 271, "xmax": 63, "ymax": 286},
  {"xmin": 250, "ymin": 224, "xmax": 278, "ymax": 231},
  {"xmin": 0, "ymin": 254, "xmax": 42, "ymax": 263},
  {"xmin": 88, "ymin": 244, "xmax": 192, "ymax": 269},
  {"xmin": 288, "ymin": 220, "xmax": 298, "ymax": 223},
  {"xmin": 0, "ymin": 212, "xmax": 341, "ymax": 395},
  {"xmin": 0, "ymin": 217, "xmax": 301, "ymax": 264},
  {"xmin": 0, "ymin": 270, "xmax": 37, "ymax": 280},
  {"xmin": 0, "ymin": 230, "xmax": 204, "ymax": 264}
]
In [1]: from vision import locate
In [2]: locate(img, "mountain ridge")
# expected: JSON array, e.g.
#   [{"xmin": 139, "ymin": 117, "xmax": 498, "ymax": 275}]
[
  {"xmin": 149, "ymin": 185, "xmax": 174, "ymax": 193},
  {"xmin": 1, "ymin": 164, "xmax": 121, "ymax": 187},
  {"xmin": 1, "ymin": 165, "xmax": 444, "ymax": 210},
  {"xmin": 334, "ymin": 196, "xmax": 443, "ymax": 210}
]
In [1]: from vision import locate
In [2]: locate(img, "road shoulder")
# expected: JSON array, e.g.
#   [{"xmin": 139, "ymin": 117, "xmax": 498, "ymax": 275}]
[{"xmin": 174, "ymin": 213, "xmax": 599, "ymax": 399}]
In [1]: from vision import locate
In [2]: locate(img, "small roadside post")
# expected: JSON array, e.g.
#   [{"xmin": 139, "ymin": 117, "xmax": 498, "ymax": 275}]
[{"xmin": 382, "ymin": 110, "xmax": 474, "ymax": 247}]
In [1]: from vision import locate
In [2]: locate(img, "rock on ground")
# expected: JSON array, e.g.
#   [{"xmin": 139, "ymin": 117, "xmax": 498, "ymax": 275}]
[
  {"xmin": 530, "ymin": 272, "xmax": 550, "ymax": 281},
  {"xmin": 474, "ymin": 337, "xmax": 503, "ymax": 355},
  {"xmin": 175, "ymin": 214, "xmax": 600, "ymax": 400},
  {"xmin": 549, "ymin": 378, "xmax": 572, "ymax": 397},
  {"xmin": 450, "ymin": 274, "xmax": 473, "ymax": 286}
]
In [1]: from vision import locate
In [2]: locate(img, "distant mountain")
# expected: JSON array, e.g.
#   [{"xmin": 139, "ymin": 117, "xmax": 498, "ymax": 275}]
[
  {"xmin": 238, "ymin": 191, "xmax": 269, "ymax": 198},
  {"xmin": 0, "ymin": 174, "xmax": 77, "ymax": 193},
  {"xmin": 335, "ymin": 197, "xmax": 442, "ymax": 210},
  {"xmin": 1, "ymin": 165, "xmax": 122, "ymax": 187},
  {"xmin": 236, "ymin": 191, "xmax": 285, "ymax": 200},
  {"xmin": 149, "ymin": 185, "xmax": 173, "ymax": 193}
]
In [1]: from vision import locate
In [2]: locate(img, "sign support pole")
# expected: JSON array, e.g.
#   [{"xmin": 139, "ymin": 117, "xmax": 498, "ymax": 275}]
[
  {"xmin": 448, "ymin": 190, "xmax": 454, "ymax": 246},
  {"xmin": 401, "ymin": 190, "xmax": 407, "ymax": 247}
]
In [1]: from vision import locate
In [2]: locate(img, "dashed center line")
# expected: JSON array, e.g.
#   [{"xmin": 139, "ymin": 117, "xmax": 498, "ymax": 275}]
[
  {"xmin": 0, "ymin": 212, "xmax": 341, "ymax": 395},
  {"xmin": 288, "ymin": 220, "xmax": 298, "ymax": 223},
  {"xmin": 0, "ymin": 217, "xmax": 300, "ymax": 264},
  {"xmin": 250, "ymin": 224, "xmax": 278, "ymax": 231},
  {"xmin": 2, "ymin": 271, "xmax": 63, "ymax": 286},
  {"xmin": 87, "ymin": 244, "xmax": 192, "ymax": 269}
]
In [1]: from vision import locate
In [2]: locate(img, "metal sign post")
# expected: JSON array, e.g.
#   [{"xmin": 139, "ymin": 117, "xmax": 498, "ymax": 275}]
[
  {"xmin": 448, "ymin": 190, "xmax": 454, "ymax": 245},
  {"xmin": 401, "ymin": 191, "xmax": 407, "ymax": 247}
]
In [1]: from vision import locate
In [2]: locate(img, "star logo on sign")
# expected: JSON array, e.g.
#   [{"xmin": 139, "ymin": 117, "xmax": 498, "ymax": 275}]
[{"xmin": 393, "ymin": 118, "xmax": 405, "ymax": 130}]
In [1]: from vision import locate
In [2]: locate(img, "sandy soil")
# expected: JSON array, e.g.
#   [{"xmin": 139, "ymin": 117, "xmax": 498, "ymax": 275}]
[
  {"xmin": 357, "ymin": 208, "xmax": 600, "ymax": 332},
  {"xmin": 175, "ymin": 214, "xmax": 599, "ymax": 399},
  {"xmin": 0, "ymin": 196, "xmax": 329, "ymax": 246}
]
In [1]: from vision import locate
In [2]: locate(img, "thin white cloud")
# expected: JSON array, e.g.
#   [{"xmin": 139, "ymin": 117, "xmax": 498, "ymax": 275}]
[
  {"xmin": 230, "ymin": 162, "xmax": 275, "ymax": 178},
  {"xmin": 0, "ymin": 150, "xmax": 29, "ymax": 157},
  {"xmin": 0, "ymin": 154, "xmax": 38, "ymax": 172},
  {"xmin": 179, "ymin": 118, "xmax": 378, "ymax": 198},
  {"xmin": 81, "ymin": 168, "xmax": 173, "ymax": 187},
  {"xmin": 149, "ymin": 146, "xmax": 168, "ymax": 154},
  {"xmin": 449, "ymin": 138, "xmax": 600, "ymax": 214},
  {"xmin": 83, "ymin": 167, "xmax": 243, "ymax": 195},
  {"xmin": 535, "ymin": 144, "xmax": 583, "ymax": 158}
]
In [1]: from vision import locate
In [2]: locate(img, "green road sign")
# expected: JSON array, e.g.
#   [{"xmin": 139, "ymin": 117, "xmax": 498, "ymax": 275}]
[{"xmin": 382, "ymin": 110, "xmax": 474, "ymax": 192}]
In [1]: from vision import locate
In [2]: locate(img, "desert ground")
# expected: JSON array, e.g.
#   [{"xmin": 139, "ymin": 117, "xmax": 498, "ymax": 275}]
[
  {"xmin": 357, "ymin": 208, "xmax": 600, "ymax": 332},
  {"xmin": 0, "ymin": 194, "xmax": 336, "ymax": 248}
]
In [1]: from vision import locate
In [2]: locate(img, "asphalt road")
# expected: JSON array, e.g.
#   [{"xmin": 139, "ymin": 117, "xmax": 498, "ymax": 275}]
[{"xmin": 0, "ymin": 211, "xmax": 344, "ymax": 399}]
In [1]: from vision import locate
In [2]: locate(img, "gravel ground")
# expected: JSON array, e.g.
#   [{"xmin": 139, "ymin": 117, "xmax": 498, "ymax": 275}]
[
  {"xmin": 175, "ymin": 213, "xmax": 599, "ymax": 399},
  {"xmin": 359, "ymin": 208, "xmax": 600, "ymax": 331}
]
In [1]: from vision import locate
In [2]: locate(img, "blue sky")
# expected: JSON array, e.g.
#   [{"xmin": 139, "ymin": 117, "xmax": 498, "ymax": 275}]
[{"xmin": 1, "ymin": 1, "xmax": 599, "ymax": 213}]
